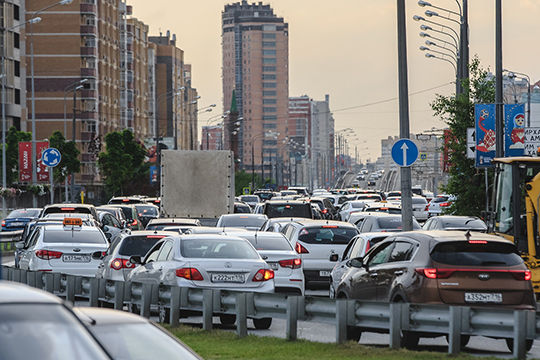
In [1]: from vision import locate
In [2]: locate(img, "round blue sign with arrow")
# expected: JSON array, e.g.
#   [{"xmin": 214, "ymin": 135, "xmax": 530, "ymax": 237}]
[
  {"xmin": 391, "ymin": 139, "xmax": 419, "ymax": 167},
  {"xmin": 41, "ymin": 148, "xmax": 62, "ymax": 167}
]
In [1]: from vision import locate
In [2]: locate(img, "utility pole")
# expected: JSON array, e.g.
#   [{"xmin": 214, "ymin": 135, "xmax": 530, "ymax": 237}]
[{"xmin": 495, "ymin": 0, "xmax": 503, "ymax": 158}]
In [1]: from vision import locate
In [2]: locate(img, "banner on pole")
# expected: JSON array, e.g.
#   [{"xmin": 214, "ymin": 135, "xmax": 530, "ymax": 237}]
[
  {"xmin": 504, "ymin": 103, "xmax": 525, "ymax": 157},
  {"xmin": 475, "ymin": 104, "xmax": 496, "ymax": 168},
  {"xmin": 18, "ymin": 142, "xmax": 32, "ymax": 182}
]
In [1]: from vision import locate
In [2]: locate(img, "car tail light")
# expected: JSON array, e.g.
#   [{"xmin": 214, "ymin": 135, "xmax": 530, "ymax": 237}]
[
  {"xmin": 1, "ymin": 220, "xmax": 4, "ymax": 227},
  {"xmin": 175, "ymin": 268, "xmax": 204, "ymax": 281},
  {"xmin": 469, "ymin": 240, "xmax": 487, "ymax": 244},
  {"xmin": 424, "ymin": 205, "xmax": 429, "ymax": 211},
  {"xmin": 510, "ymin": 270, "xmax": 532, "ymax": 281},
  {"xmin": 35, "ymin": 250, "xmax": 63, "ymax": 260},
  {"xmin": 132, "ymin": 219, "xmax": 138, "ymax": 226},
  {"xmin": 322, "ymin": 225, "xmax": 337, "ymax": 228},
  {"xmin": 110, "ymin": 258, "xmax": 136, "ymax": 270},
  {"xmin": 295, "ymin": 242, "xmax": 309, "ymax": 254},
  {"xmin": 252, "ymin": 269, "xmax": 274, "ymax": 282},
  {"xmin": 415, "ymin": 268, "xmax": 456, "ymax": 279},
  {"xmin": 147, "ymin": 235, "xmax": 165, "ymax": 239},
  {"xmin": 279, "ymin": 258, "xmax": 302, "ymax": 269},
  {"xmin": 61, "ymin": 207, "xmax": 75, "ymax": 211},
  {"xmin": 123, "ymin": 199, "xmax": 130, "ymax": 202},
  {"xmin": 439, "ymin": 202, "xmax": 451, "ymax": 207}
]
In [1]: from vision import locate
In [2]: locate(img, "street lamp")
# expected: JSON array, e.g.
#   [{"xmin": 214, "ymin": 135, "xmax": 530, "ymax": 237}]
[
  {"xmin": 30, "ymin": 0, "xmax": 73, "ymax": 206},
  {"xmin": 504, "ymin": 69, "xmax": 532, "ymax": 127},
  {"xmin": 69, "ymin": 84, "xmax": 85, "ymax": 202},
  {"xmin": 1, "ymin": 17, "xmax": 42, "ymax": 216},
  {"xmin": 63, "ymin": 79, "xmax": 88, "ymax": 136},
  {"xmin": 204, "ymin": 111, "xmax": 229, "ymax": 150},
  {"xmin": 171, "ymin": 87, "xmax": 185, "ymax": 150}
]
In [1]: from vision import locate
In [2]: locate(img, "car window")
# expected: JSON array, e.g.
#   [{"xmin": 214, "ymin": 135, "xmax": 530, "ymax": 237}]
[
  {"xmin": 145, "ymin": 242, "xmax": 163, "ymax": 263},
  {"xmin": 412, "ymin": 197, "xmax": 428, "ymax": 204},
  {"xmin": 362, "ymin": 219, "xmax": 373, "ymax": 232},
  {"xmin": 8, "ymin": 209, "xmax": 40, "ymax": 218},
  {"xmin": 367, "ymin": 242, "xmax": 393, "ymax": 266},
  {"xmin": 101, "ymin": 214, "xmax": 111, "ymax": 226},
  {"xmin": 430, "ymin": 241, "xmax": 523, "ymax": 266},
  {"xmin": 157, "ymin": 241, "xmax": 174, "ymax": 261},
  {"xmin": 341, "ymin": 203, "xmax": 349, "ymax": 211},
  {"xmin": 28, "ymin": 227, "xmax": 42, "ymax": 248},
  {"xmin": 119, "ymin": 236, "xmax": 164, "ymax": 257},
  {"xmin": 43, "ymin": 229, "xmax": 107, "ymax": 244},
  {"xmin": 349, "ymin": 236, "xmax": 365, "ymax": 259},
  {"xmin": 109, "ymin": 214, "xmax": 121, "ymax": 228},
  {"xmin": 181, "ymin": 239, "xmax": 259, "ymax": 259},
  {"xmin": 298, "ymin": 226, "xmax": 358, "ymax": 245},
  {"xmin": 265, "ymin": 203, "xmax": 312, "ymax": 218},
  {"xmin": 388, "ymin": 241, "xmax": 415, "ymax": 262}
]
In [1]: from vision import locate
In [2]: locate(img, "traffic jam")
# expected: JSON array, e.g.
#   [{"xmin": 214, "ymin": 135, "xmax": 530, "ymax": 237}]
[{"xmin": 2, "ymin": 185, "xmax": 536, "ymax": 353}]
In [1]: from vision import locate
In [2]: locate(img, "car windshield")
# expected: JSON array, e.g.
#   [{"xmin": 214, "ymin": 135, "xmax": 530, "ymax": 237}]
[
  {"xmin": 242, "ymin": 235, "xmax": 293, "ymax": 251},
  {"xmin": 351, "ymin": 202, "xmax": 364, "ymax": 208},
  {"xmin": 431, "ymin": 196, "xmax": 450, "ymax": 203},
  {"xmin": 43, "ymin": 229, "xmax": 107, "ymax": 244},
  {"xmin": 431, "ymin": 241, "xmax": 523, "ymax": 266},
  {"xmin": 241, "ymin": 196, "xmax": 259, "ymax": 202},
  {"xmin": 377, "ymin": 218, "xmax": 421, "ymax": 230},
  {"xmin": 442, "ymin": 218, "xmax": 487, "ymax": 230},
  {"xmin": 219, "ymin": 216, "xmax": 267, "ymax": 228},
  {"xmin": 298, "ymin": 226, "xmax": 358, "ymax": 244},
  {"xmin": 412, "ymin": 197, "xmax": 427, "ymax": 204},
  {"xmin": 180, "ymin": 239, "xmax": 260, "ymax": 259},
  {"xmin": 135, "ymin": 205, "xmax": 158, "ymax": 216},
  {"xmin": 7, "ymin": 209, "xmax": 40, "ymax": 219},
  {"xmin": 118, "ymin": 236, "xmax": 164, "ymax": 256},
  {"xmin": 44, "ymin": 207, "xmax": 92, "ymax": 215},
  {"xmin": 88, "ymin": 321, "xmax": 199, "ymax": 360},
  {"xmin": 256, "ymin": 192, "xmax": 273, "ymax": 201},
  {"xmin": 265, "ymin": 203, "xmax": 311, "ymax": 218},
  {"xmin": 0, "ymin": 304, "xmax": 109, "ymax": 360}
]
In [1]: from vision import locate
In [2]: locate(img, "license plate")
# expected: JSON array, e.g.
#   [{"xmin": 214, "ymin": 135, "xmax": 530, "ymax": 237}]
[
  {"xmin": 465, "ymin": 293, "xmax": 502, "ymax": 303},
  {"xmin": 319, "ymin": 271, "xmax": 331, "ymax": 277},
  {"xmin": 211, "ymin": 273, "xmax": 245, "ymax": 283},
  {"xmin": 62, "ymin": 254, "xmax": 91, "ymax": 263},
  {"xmin": 268, "ymin": 262, "xmax": 279, "ymax": 270},
  {"xmin": 10, "ymin": 222, "xmax": 24, "ymax": 227}
]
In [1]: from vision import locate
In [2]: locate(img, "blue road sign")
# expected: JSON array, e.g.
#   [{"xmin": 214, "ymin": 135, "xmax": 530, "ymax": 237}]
[
  {"xmin": 391, "ymin": 139, "xmax": 419, "ymax": 167},
  {"xmin": 41, "ymin": 147, "xmax": 61, "ymax": 167}
]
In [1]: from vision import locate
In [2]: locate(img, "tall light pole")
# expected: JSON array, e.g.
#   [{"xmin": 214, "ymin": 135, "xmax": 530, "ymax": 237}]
[
  {"xmin": 172, "ymin": 87, "xmax": 185, "ymax": 150},
  {"xmin": 63, "ymin": 79, "xmax": 88, "ymax": 136},
  {"xmin": 30, "ymin": 0, "xmax": 72, "ymax": 207},
  {"xmin": 69, "ymin": 84, "xmax": 84, "ymax": 202},
  {"xmin": 1, "ymin": 17, "xmax": 42, "ymax": 217}
]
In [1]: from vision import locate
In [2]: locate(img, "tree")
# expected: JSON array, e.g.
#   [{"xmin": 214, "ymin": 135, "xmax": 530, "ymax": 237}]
[
  {"xmin": 3, "ymin": 126, "xmax": 31, "ymax": 186},
  {"xmin": 49, "ymin": 131, "xmax": 80, "ymax": 184},
  {"xmin": 235, "ymin": 170, "xmax": 261, "ymax": 196},
  {"xmin": 430, "ymin": 56, "xmax": 495, "ymax": 216},
  {"xmin": 98, "ymin": 129, "xmax": 147, "ymax": 196}
]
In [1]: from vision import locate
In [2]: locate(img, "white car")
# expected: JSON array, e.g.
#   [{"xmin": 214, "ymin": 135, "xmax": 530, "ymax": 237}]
[
  {"xmin": 239, "ymin": 195, "xmax": 261, "ymax": 208},
  {"xmin": 223, "ymin": 231, "xmax": 305, "ymax": 295},
  {"xmin": 338, "ymin": 200, "xmax": 374, "ymax": 221},
  {"xmin": 411, "ymin": 196, "xmax": 429, "ymax": 221},
  {"xmin": 216, "ymin": 214, "xmax": 268, "ymax": 230},
  {"xmin": 427, "ymin": 194, "xmax": 456, "ymax": 217},
  {"xmin": 18, "ymin": 219, "xmax": 109, "ymax": 276}
]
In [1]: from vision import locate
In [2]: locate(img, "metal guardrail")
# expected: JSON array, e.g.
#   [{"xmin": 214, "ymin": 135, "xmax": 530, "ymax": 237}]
[
  {"xmin": 0, "ymin": 230, "xmax": 22, "ymax": 252},
  {"xmin": 1, "ymin": 265, "xmax": 537, "ymax": 359}
]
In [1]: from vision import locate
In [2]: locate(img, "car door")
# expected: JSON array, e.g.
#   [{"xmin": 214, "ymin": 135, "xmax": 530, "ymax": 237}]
[
  {"xmin": 146, "ymin": 240, "xmax": 174, "ymax": 284},
  {"xmin": 333, "ymin": 235, "xmax": 366, "ymax": 284},
  {"xmin": 375, "ymin": 239, "xmax": 417, "ymax": 302},
  {"xmin": 350, "ymin": 241, "xmax": 394, "ymax": 300},
  {"xmin": 131, "ymin": 241, "xmax": 164, "ymax": 284},
  {"xmin": 339, "ymin": 203, "xmax": 350, "ymax": 221},
  {"xmin": 19, "ymin": 227, "xmax": 42, "ymax": 270}
]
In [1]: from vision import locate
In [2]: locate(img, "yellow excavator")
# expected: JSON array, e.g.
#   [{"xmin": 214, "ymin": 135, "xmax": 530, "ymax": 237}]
[{"xmin": 488, "ymin": 157, "xmax": 540, "ymax": 297}]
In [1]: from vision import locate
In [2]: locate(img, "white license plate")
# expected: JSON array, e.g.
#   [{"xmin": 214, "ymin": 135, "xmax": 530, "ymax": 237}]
[
  {"xmin": 465, "ymin": 293, "xmax": 502, "ymax": 303},
  {"xmin": 10, "ymin": 222, "xmax": 24, "ymax": 227},
  {"xmin": 319, "ymin": 271, "xmax": 331, "ymax": 277},
  {"xmin": 62, "ymin": 254, "xmax": 91, "ymax": 263},
  {"xmin": 211, "ymin": 273, "xmax": 245, "ymax": 283},
  {"xmin": 268, "ymin": 262, "xmax": 279, "ymax": 270}
]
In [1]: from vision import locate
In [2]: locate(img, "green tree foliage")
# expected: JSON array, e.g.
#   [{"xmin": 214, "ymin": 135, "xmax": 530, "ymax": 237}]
[
  {"xmin": 235, "ymin": 170, "xmax": 262, "ymax": 196},
  {"xmin": 430, "ymin": 56, "xmax": 495, "ymax": 216},
  {"xmin": 98, "ymin": 129, "xmax": 147, "ymax": 195},
  {"xmin": 48, "ymin": 131, "xmax": 80, "ymax": 184},
  {"xmin": 3, "ymin": 126, "xmax": 31, "ymax": 186}
]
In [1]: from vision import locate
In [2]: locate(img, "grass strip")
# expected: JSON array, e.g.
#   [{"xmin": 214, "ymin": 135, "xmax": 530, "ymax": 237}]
[{"xmin": 166, "ymin": 325, "xmax": 499, "ymax": 360}]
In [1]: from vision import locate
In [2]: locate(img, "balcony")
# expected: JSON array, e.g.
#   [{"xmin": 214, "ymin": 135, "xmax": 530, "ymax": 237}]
[
  {"xmin": 81, "ymin": 68, "xmax": 97, "ymax": 78},
  {"xmin": 80, "ymin": 46, "xmax": 97, "ymax": 57},
  {"xmin": 81, "ymin": 131, "xmax": 93, "ymax": 141},
  {"xmin": 81, "ymin": 111, "xmax": 98, "ymax": 120},
  {"xmin": 80, "ymin": 3, "xmax": 97, "ymax": 14},
  {"xmin": 80, "ymin": 25, "xmax": 97, "ymax": 36},
  {"xmin": 127, "ymin": 43, "xmax": 133, "ymax": 52},
  {"xmin": 80, "ymin": 89, "xmax": 97, "ymax": 99},
  {"xmin": 127, "ymin": 62, "xmax": 133, "ymax": 70}
]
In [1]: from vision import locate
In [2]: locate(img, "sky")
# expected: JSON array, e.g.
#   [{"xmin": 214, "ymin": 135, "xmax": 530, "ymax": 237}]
[{"xmin": 127, "ymin": 0, "xmax": 540, "ymax": 161}]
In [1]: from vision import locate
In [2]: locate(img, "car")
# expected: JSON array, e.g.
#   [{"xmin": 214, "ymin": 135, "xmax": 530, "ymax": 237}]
[
  {"xmin": 216, "ymin": 214, "xmax": 268, "ymax": 230},
  {"xmin": 356, "ymin": 213, "xmax": 422, "ymax": 233},
  {"xmin": 0, "ymin": 281, "xmax": 111, "ymax": 360},
  {"xmin": 329, "ymin": 232, "xmax": 389, "ymax": 298},
  {"xmin": 239, "ymin": 195, "xmax": 261, "ymax": 208},
  {"xmin": 18, "ymin": 218, "xmax": 109, "ymax": 276},
  {"xmin": 423, "ymin": 215, "xmax": 487, "ymax": 232},
  {"xmin": 334, "ymin": 231, "xmax": 536, "ymax": 348},
  {"xmin": 234, "ymin": 202, "xmax": 252, "ymax": 213},
  {"xmin": 367, "ymin": 180, "xmax": 376, "ymax": 187},
  {"xmin": 40, "ymin": 203, "xmax": 99, "ymax": 221},
  {"xmin": 262, "ymin": 199, "xmax": 313, "ymax": 219},
  {"xmin": 411, "ymin": 196, "xmax": 429, "ymax": 221},
  {"xmin": 102, "ymin": 204, "xmax": 144, "ymax": 230},
  {"xmin": 145, "ymin": 196, "xmax": 162, "ymax": 208},
  {"xmin": 253, "ymin": 190, "xmax": 277, "ymax": 202},
  {"xmin": 1, "ymin": 208, "xmax": 41, "ymax": 232},
  {"xmin": 127, "ymin": 234, "xmax": 275, "ymax": 328},
  {"xmin": 427, "ymin": 194, "xmax": 456, "ymax": 217},
  {"xmin": 96, "ymin": 231, "xmax": 178, "ymax": 281},
  {"xmin": 108, "ymin": 196, "xmax": 147, "ymax": 204},
  {"xmin": 287, "ymin": 186, "xmax": 309, "ymax": 196},
  {"xmin": 183, "ymin": 226, "xmax": 248, "ymax": 235},
  {"xmin": 354, "ymin": 193, "xmax": 383, "ymax": 202},
  {"xmin": 222, "ymin": 230, "xmax": 305, "ymax": 295},
  {"xmin": 146, "ymin": 218, "xmax": 202, "ymax": 230},
  {"xmin": 356, "ymin": 174, "xmax": 365, "ymax": 181},
  {"xmin": 75, "ymin": 307, "xmax": 203, "ymax": 360},
  {"xmin": 134, "ymin": 203, "xmax": 160, "ymax": 228},
  {"xmin": 308, "ymin": 197, "xmax": 338, "ymax": 220},
  {"xmin": 338, "ymin": 200, "xmax": 373, "ymax": 221},
  {"xmin": 259, "ymin": 217, "xmax": 310, "ymax": 232},
  {"xmin": 362, "ymin": 202, "xmax": 402, "ymax": 214},
  {"xmin": 412, "ymin": 185, "xmax": 424, "ymax": 197},
  {"xmin": 386, "ymin": 191, "xmax": 402, "ymax": 198},
  {"xmin": 351, "ymin": 180, "xmax": 360, "ymax": 187},
  {"xmin": 98, "ymin": 211, "xmax": 131, "ymax": 241},
  {"xmin": 280, "ymin": 220, "xmax": 359, "ymax": 288}
]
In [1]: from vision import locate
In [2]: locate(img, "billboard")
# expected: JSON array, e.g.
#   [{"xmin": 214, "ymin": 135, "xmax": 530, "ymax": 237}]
[
  {"xmin": 504, "ymin": 103, "xmax": 525, "ymax": 157},
  {"xmin": 475, "ymin": 104, "xmax": 496, "ymax": 168},
  {"xmin": 140, "ymin": 137, "xmax": 175, "ymax": 163}
]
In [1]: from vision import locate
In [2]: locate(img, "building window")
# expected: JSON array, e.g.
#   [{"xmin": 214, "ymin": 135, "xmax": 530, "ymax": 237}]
[
  {"xmin": 263, "ymin": 91, "xmax": 277, "ymax": 96},
  {"xmin": 263, "ymin": 140, "xmax": 277, "ymax": 146},
  {"xmin": 262, "ymin": 33, "xmax": 276, "ymax": 39},
  {"xmin": 14, "ymin": 33, "xmax": 19, "ymax": 49},
  {"xmin": 263, "ymin": 50, "xmax": 276, "ymax": 56},
  {"xmin": 14, "ymin": 61, "xmax": 19, "ymax": 77},
  {"xmin": 262, "ymin": 74, "xmax": 276, "ymax": 80},
  {"xmin": 263, "ymin": 107, "xmax": 276, "ymax": 113},
  {"xmin": 262, "ymin": 58, "xmax": 276, "ymax": 64},
  {"xmin": 15, "ymin": 89, "xmax": 20, "ymax": 105},
  {"xmin": 262, "ymin": 115, "xmax": 277, "ymax": 121},
  {"xmin": 262, "ymin": 25, "xmax": 276, "ymax": 31},
  {"xmin": 263, "ymin": 123, "xmax": 277, "ymax": 129},
  {"xmin": 13, "ymin": 5, "xmax": 20, "ymax": 20},
  {"xmin": 263, "ymin": 99, "xmax": 277, "ymax": 104},
  {"xmin": 262, "ymin": 66, "xmax": 276, "ymax": 72},
  {"xmin": 262, "ymin": 41, "xmax": 276, "ymax": 47},
  {"xmin": 263, "ymin": 82, "xmax": 277, "ymax": 88}
]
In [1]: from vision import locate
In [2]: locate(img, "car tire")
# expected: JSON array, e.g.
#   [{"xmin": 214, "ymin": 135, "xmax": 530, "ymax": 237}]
[
  {"xmin": 220, "ymin": 314, "xmax": 236, "ymax": 325},
  {"xmin": 253, "ymin": 317, "xmax": 272, "ymax": 330},
  {"xmin": 505, "ymin": 338, "xmax": 533, "ymax": 353}
]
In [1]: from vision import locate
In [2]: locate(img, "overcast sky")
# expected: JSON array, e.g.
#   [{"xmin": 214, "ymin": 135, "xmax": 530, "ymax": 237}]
[{"xmin": 127, "ymin": 0, "xmax": 540, "ymax": 161}]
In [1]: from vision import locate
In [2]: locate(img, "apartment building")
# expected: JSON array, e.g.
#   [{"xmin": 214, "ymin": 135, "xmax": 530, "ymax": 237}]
[
  {"xmin": 201, "ymin": 125, "xmax": 222, "ymax": 150},
  {"xmin": 222, "ymin": 1, "xmax": 289, "ymax": 178}
]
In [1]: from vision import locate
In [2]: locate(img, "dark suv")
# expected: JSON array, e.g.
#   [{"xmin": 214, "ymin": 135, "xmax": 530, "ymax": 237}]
[{"xmin": 262, "ymin": 200, "xmax": 313, "ymax": 219}]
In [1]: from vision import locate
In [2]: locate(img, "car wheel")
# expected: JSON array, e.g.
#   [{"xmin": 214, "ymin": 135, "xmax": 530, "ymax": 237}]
[
  {"xmin": 505, "ymin": 338, "xmax": 533, "ymax": 353},
  {"xmin": 253, "ymin": 317, "xmax": 272, "ymax": 330},
  {"xmin": 220, "ymin": 314, "xmax": 236, "ymax": 325}
]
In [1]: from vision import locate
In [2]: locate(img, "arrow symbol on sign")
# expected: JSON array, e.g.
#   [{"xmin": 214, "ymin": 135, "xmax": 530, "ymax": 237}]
[{"xmin": 401, "ymin": 143, "xmax": 409, "ymax": 165}]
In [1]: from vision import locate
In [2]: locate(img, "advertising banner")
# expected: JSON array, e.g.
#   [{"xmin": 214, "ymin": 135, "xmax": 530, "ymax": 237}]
[
  {"xmin": 443, "ymin": 129, "xmax": 453, "ymax": 173},
  {"xmin": 524, "ymin": 127, "xmax": 540, "ymax": 156},
  {"xmin": 141, "ymin": 137, "xmax": 175, "ymax": 163},
  {"xmin": 18, "ymin": 142, "xmax": 32, "ymax": 182},
  {"xmin": 149, "ymin": 165, "xmax": 158, "ymax": 184},
  {"xmin": 504, "ymin": 103, "xmax": 525, "ymax": 157},
  {"xmin": 475, "ymin": 104, "xmax": 496, "ymax": 168},
  {"xmin": 36, "ymin": 141, "xmax": 50, "ymax": 182}
]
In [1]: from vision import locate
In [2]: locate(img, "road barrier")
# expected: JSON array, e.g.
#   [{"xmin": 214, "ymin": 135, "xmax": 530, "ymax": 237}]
[
  {"xmin": 0, "ymin": 230, "xmax": 22, "ymax": 252},
  {"xmin": 1, "ymin": 265, "xmax": 537, "ymax": 359}
]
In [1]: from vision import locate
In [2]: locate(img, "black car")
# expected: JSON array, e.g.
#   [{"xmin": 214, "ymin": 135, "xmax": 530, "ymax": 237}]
[
  {"xmin": 134, "ymin": 204, "xmax": 159, "ymax": 228},
  {"xmin": 234, "ymin": 202, "xmax": 252, "ymax": 213},
  {"xmin": 308, "ymin": 197, "xmax": 337, "ymax": 220},
  {"xmin": 262, "ymin": 200, "xmax": 313, "ymax": 219}
]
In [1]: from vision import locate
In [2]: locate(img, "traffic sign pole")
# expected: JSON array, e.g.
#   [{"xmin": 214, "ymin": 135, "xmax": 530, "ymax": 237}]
[{"xmin": 41, "ymin": 147, "xmax": 61, "ymax": 205}]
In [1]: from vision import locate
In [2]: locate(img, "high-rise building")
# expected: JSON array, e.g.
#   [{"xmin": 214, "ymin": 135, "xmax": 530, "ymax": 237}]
[{"xmin": 222, "ymin": 1, "xmax": 289, "ymax": 179}]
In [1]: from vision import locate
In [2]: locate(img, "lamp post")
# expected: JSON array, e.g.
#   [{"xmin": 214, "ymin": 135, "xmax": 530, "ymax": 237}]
[
  {"xmin": 204, "ymin": 111, "xmax": 229, "ymax": 150},
  {"xmin": 505, "ymin": 69, "xmax": 531, "ymax": 127},
  {"xmin": 69, "ymin": 84, "xmax": 84, "ymax": 202},
  {"xmin": 1, "ymin": 17, "xmax": 42, "ymax": 217},
  {"xmin": 172, "ymin": 87, "xmax": 185, "ymax": 150},
  {"xmin": 30, "ymin": 0, "xmax": 73, "ymax": 207},
  {"xmin": 63, "ymin": 79, "xmax": 88, "ymax": 136}
]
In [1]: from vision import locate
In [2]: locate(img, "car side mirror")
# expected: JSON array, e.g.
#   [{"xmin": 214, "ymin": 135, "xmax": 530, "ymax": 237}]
[
  {"xmin": 120, "ymin": 220, "xmax": 127, "ymax": 229},
  {"xmin": 15, "ymin": 241, "xmax": 25, "ymax": 250},
  {"xmin": 13, "ymin": 234, "xmax": 22, "ymax": 242},
  {"xmin": 347, "ymin": 257, "xmax": 364, "ymax": 268},
  {"xmin": 329, "ymin": 253, "xmax": 339, "ymax": 262},
  {"xmin": 92, "ymin": 251, "xmax": 105, "ymax": 260},
  {"xmin": 129, "ymin": 255, "xmax": 142, "ymax": 265}
]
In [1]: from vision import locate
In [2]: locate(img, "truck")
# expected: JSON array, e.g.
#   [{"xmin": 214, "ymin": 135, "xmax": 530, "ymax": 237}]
[
  {"xmin": 160, "ymin": 150, "xmax": 235, "ymax": 221},
  {"xmin": 486, "ymin": 157, "xmax": 540, "ymax": 298}
]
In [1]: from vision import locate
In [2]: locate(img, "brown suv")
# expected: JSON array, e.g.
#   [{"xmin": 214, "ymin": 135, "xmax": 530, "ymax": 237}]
[{"xmin": 335, "ymin": 230, "xmax": 536, "ymax": 347}]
